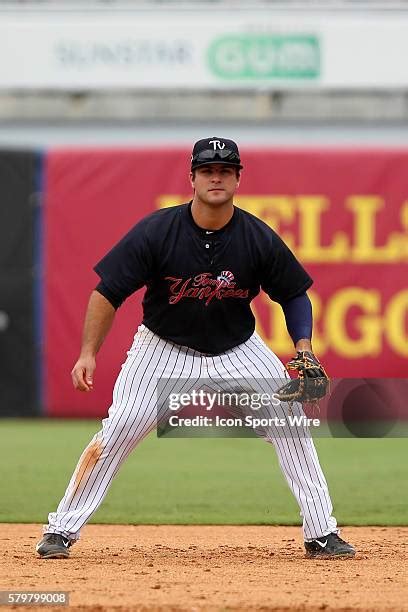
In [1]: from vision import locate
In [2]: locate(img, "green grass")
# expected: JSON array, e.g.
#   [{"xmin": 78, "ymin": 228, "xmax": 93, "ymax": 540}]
[{"xmin": 0, "ymin": 419, "xmax": 406, "ymax": 525}]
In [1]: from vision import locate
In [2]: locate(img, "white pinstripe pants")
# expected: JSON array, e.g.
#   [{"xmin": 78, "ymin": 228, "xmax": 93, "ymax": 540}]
[{"xmin": 46, "ymin": 325, "xmax": 338, "ymax": 542}]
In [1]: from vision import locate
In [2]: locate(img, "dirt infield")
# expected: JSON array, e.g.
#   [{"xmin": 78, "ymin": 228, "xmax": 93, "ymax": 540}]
[{"xmin": 0, "ymin": 524, "xmax": 407, "ymax": 611}]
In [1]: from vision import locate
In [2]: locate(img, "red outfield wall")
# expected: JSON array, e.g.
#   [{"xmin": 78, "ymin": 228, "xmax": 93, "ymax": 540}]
[{"xmin": 44, "ymin": 148, "xmax": 408, "ymax": 417}]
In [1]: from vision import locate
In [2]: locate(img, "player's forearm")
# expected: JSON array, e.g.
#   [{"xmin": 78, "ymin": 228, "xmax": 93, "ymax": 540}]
[
  {"xmin": 79, "ymin": 290, "xmax": 116, "ymax": 357},
  {"xmin": 281, "ymin": 293, "xmax": 313, "ymax": 348}
]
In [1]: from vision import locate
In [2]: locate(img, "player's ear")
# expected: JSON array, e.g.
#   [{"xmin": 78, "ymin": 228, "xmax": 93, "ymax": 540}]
[{"xmin": 189, "ymin": 171, "xmax": 195, "ymax": 188}]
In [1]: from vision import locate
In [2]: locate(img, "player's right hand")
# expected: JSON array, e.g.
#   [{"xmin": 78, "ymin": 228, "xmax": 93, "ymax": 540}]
[{"xmin": 71, "ymin": 355, "xmax": 96, "ymax": 392}]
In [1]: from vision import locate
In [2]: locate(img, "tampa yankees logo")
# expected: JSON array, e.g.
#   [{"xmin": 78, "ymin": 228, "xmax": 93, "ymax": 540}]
[
  {"xmin": 209, "ymin": 140, "xmax": 226, "ymax": 150},
  {"xmin": 216, "ymin": 270, "xmax": 234, "ymax": 287},
  {"xmin": 165, "ymin": 272, "xmax": 249, "ymax": 306}
]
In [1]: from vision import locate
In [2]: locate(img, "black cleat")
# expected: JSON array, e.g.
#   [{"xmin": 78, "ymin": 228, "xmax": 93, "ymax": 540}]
[
  {"xmin": 36, "ymin": 533, "xmax": 72, "ymax": 559},
  {"xmin": 305, "ymin": 532, "xmax": 356, "ymax": 559}
]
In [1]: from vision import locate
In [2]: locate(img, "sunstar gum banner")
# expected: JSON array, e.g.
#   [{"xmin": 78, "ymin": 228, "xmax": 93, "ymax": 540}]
[
  {"xmin": 1, "ymin": 10, "xmax": 408, "ymax": 89},
  {"xmin": 44, "ymin": 148, "xmax": 408, "ymax": 417}
]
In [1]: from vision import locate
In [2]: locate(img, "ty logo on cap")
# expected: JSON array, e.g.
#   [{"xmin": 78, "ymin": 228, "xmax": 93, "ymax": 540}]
[{"xmin": 209, "ymin": 140, "xmax": 226, "ymax": 150}]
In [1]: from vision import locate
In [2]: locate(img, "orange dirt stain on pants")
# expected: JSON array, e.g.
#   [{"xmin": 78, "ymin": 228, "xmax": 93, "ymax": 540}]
[{"xmin": 72, "ymin": 439, "xmax": 103, "ymax": 496}]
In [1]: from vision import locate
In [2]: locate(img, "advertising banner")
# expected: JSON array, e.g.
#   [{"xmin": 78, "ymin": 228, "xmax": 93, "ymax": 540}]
[
  {"xmin": 0, "ymin": 10, "xmax": 408, "ymax": 89},
  {"xmin": 44, "ymin": 147, "xmax": 408, "ymax": 417}
]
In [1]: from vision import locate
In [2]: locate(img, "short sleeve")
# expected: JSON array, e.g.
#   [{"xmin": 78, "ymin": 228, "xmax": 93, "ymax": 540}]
[
  {"xmin": 260, "ymin": 232, "xmax": 313, "ymax": 304},
  {"xmin": 94, "ymin": 221, "xmax": 154, "ymax": 304}
]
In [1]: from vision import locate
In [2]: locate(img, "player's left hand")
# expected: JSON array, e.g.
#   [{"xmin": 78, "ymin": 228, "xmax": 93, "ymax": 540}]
[{"xmin": 276, "ymin": 351, "xmax": 329, "ymax": 404}]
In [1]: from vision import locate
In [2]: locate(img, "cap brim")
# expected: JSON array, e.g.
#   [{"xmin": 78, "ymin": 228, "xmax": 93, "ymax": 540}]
[{"xmin": 191, "ymin": 160, "xmax": 243, "ymax": 170}]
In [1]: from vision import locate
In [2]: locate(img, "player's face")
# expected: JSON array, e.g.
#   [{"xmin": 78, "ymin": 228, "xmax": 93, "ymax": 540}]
[{"xmin": 190, "ymin": 164, "xmax": 240, "ymax": 206}]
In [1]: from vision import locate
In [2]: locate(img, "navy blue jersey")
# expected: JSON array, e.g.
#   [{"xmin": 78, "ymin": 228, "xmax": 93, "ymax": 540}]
[{"xmin": 94, "ymin": 202, "xmax": 312, "ymax": 354}]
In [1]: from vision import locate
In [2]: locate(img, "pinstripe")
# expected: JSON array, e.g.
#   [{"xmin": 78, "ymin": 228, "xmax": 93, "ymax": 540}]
[
  {"xmin": 207, "ymin": 357, "xmax": 252, "ymax": 426},
  {"xmin": 110, "ymin": 350, "xmax": 205, "ymax": 485},
  {"xmin": 113, "ymin": 326, "xmax": 151, "ymax": 408},
  {"xmin": 216, "ymin": 347, "xmax": 316, "ymax": 536},
  {"xmin": 53, "ymin": 330, "xmax": 163, "ymax": 530},
  {"xmin": 65, "ymin": 333, "xmax": 162, "ymax": 512},
  {"xmin": 54, "ymin": 328, "xmax": 151, "ymax": 514},
  {"xmin": 237, "ymin": 338, "xmax": 324, "ymax": 535},
  {"xmin": 47, "ymin": 329, "xmax": 336, "ymax": 543},
  {"xmin": 66, "ymin": 339, "xmax": 180, "ymax": 533},
  {"xmin": 245, "ymin": 337, "xmax": 333, "ymax": 522},
  {"xmin": 111, "ymin": 345, "xmax": 199, "ymax": 469},
  {"xmin": 210, "ymin": 355, "xmax": 267, "ymax": 439},
  {"xmin": 70, "ymin": 339, "xmax": 172, "ymax": 517},
  {"xmin": 106, "ymin": 347, "xmax": 201, "ymax": 488},
  {"xmin": 50, "ymin": 334, "xmax": 205, "ymax": 537},
  {"xmin": 234, "ymin": 336, "xmax": 333, "ymax": 538}
]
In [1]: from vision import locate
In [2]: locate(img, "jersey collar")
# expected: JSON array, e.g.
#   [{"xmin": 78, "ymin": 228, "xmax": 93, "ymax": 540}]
[{"xmin": 185, "ymin": 201, "xmax": 239, "ymax": 236}]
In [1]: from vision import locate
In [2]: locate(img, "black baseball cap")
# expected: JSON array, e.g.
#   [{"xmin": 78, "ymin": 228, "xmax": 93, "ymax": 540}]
[{"xmin": 191, "ymin": 137, "xmax": 243, "ymax": 170}]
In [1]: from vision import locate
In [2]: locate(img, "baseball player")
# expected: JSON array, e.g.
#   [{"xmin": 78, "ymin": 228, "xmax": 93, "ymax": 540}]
[{"xmin": 36, "ymin": 137, "xmax": 355, "ymax": 560}]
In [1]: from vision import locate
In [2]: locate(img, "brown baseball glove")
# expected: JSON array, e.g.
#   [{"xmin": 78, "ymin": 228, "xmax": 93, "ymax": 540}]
[{"xmin": 276, "ymin": 351, "xmax": 329, "ymax": 404}]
